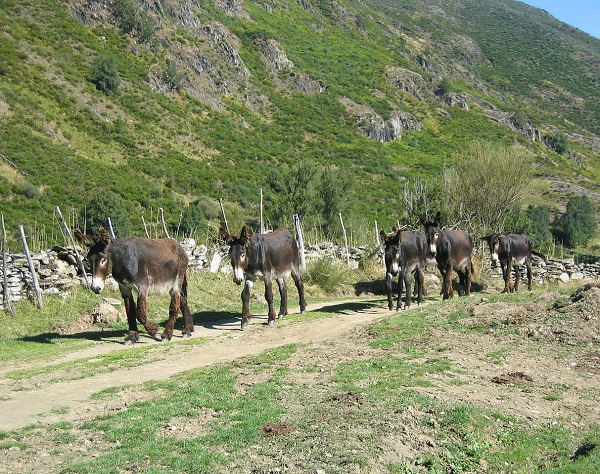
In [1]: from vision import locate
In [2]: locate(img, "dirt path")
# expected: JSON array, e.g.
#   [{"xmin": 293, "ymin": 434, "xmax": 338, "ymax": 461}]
[{"xmin": 0, "ymin": 299, "xmax": 389, "ymax": 431}]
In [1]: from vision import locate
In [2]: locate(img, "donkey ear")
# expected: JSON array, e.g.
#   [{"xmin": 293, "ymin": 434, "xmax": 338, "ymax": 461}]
[
  {"xmin": 240, "ymin": 226, "xmax": 251, "ymax": 244},
  {"xmin": 419, "ymin": 214, "xmax": 427, "ymax": 226},
  {"xmin": 379, "ymin": 229, "xmax": 388, "ymax": 243},
  {"xmin": 74, "ymin": 229, "xmax": 95, "ymax": 247},
  {"xmin": 481, "ymin": 235, "xmax": 492, "ymax": 244},
  {"xmin": 219, "ymin": 225, "xmax": 233, "ymax": 244},
  {"xmin": 98, "ymin": 227, "xmax": 112, "ymax": 245}
]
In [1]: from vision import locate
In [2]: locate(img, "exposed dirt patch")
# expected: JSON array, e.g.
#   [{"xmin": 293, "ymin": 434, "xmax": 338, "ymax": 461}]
[{"xmin": 1, "ymin": 284, "xmax": 599, "ymax": 472}]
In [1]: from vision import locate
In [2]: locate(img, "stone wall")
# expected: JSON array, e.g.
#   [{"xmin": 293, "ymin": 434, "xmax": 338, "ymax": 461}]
[{"xmin": 1, "ymin": 240, "xmax": 599, "ymax": 305}]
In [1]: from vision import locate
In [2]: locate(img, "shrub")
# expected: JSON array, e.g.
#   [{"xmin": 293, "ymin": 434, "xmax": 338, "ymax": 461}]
[
  {"xmin": 83, "ymin": 191, "xmax": 133, "ymax": 237},
  {"xmin": 527, "ymin": 205, "xmax": 552, "ymax": 247},
  {"xmin": 302, "ymin": 257, "xmax": 354, "ymax": 295},
  {"xmin": 89, "ymin": 56, "xmax": 120, "ymax": 95},
  {"xmin": 554, "ymin": 195, "xmax": 597, "ymax": 248}
]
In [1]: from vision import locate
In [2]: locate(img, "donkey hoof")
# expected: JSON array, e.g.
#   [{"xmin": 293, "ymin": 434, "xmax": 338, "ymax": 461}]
[
  {"xmin": 182, "ymin": 330, "xmax": 192, "ymax": 338},
  {"xmin": 124, "ymin": 332, "xmax": 139, "ymax": 345},
  {"xmin": 268, "ymin": 319, "xmax": 275, "ymax": 326},
  {"xmin": 241, "ymin": 322, "xmax": 248, "ymax": 331},
  {"xmin": 161, "ymin": 332, "xmax": 172, "ymax": 342}
]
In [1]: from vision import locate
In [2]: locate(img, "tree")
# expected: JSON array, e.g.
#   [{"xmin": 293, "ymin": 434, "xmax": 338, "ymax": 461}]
[
  {"xmin": 84, "ymin": 191, "xmax": 133, "ymax": 237},
  {"xmin": 548, "ymin": 133, "xmax": 568, "ymax": 155},
  {"xmin": 89, "ymin": 56, "xmax": 120, "ymax": 95},
  {"xmin": 317, "ymin": 165, "xmax": 353, "ymax": 237},
  {"xmin": 443, "ymin": 140, "xmax": 533, "ymax": 233},
  {"xmin": 178, "ymin": 202, "xmax": 208, "ymax": 237},
  {"xmin": 527, "ymin": 205, "xmax": 552, "ymax": 247},
  {"xmin": 555, "ymin": 195, "xmax": 597, "ymax": 248}
]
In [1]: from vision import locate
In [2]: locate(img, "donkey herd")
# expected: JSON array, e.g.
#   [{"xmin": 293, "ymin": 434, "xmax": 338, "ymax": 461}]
[{"xmin": 74, "ymin": 212, "xmax": 546, "ymax": 344}]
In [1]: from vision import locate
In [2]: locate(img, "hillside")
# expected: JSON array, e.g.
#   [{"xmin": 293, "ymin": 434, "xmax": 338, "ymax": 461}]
[{"xmin": 0, "ymin": 0, "xmax": 599, "ymax": 242}]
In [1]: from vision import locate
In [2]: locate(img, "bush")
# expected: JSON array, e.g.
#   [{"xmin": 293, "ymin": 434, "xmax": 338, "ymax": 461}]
[
  {"xmin": 178, "ymin": 202, "xmax": 208, "ymax": 237},
  {"xmin": 527, "ymin": 205, "xmax": 552, "ymax": 247},
  {"xmin": 554, "ymin": 195, "xmax": 597, "ymax": 248},
  {"xmin": 303, "ymin": 257, "xmax": 354, "ymax": 295},
  {"xmin": 83, "ymin": 191, "xmax": 133, "ymax": 237},
  {"xmin": 89, "ymin": 56, "xmax": 120, "ymax": 95}
]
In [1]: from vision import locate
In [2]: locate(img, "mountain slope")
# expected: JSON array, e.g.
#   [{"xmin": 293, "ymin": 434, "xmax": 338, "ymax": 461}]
[{"xmin": 0, "ymin": 0, "xmax": 598, "ymax": 240}]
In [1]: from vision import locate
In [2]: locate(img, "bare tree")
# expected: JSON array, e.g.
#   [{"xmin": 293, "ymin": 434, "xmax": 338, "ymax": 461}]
[{"xmin": 443, "ymin": 140, "xmax": 533, "ymax": 233}]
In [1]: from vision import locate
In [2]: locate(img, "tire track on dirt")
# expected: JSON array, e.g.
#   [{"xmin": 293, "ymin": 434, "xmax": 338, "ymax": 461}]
[{"xmin": 0, "ymin": 299, "xmax": 391, "ymax": 431}]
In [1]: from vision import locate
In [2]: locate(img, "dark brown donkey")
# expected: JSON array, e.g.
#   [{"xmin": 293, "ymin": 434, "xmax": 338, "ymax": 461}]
[
  {"xmin": 220, "ymin": 226, "xmax": 307, "ymax": 330},
  {"xmin": 481, "ymin": 232, "xmax": 547, "ymax": 293},
  {"xmin": 380, "ymin": 228, "xmax": 428, "ymax": 311},
  {"xmin": 420, "ymin": 212, "xmax": 473, "ymax": 299},
  {"xmin": 75, "ymin": 228, "xmax": 193, "ymax": 344}
]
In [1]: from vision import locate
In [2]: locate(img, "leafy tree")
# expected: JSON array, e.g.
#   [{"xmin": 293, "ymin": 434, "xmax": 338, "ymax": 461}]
[
  {"xmin": 268, "ymin": 160, "xmax": 320, "ymax": 226},
  {"xmin": 547, "ymin": 133, "xmax": 568, "ymax": 155},
  {"xmin": 178, "ymin": 202, "xmax": 208, "ymax": 237},
  {"xmin": 443, "ymin": 140, "xmax": 533, "ymax": 233},
  {"xmin": 89, "ymin": 56, "xmax": 120, "ymax": 95},
  {"xmin": 267, "ymin": 161, "xmax": 354, "ymax": 236},
  {"xmin": 527, "ymin": 205, "xmax": 553, "ymax": 247},
  {"xmin": 554, "ymin": 195, "xmax": 597, "ymax": 248},
  {"xmin": 83, "ymin": 191, "xmax": 133, "ymax": 237},
  {"xmin": 317, "ymin": 165, "xmax": 353, "ymax": 236}
]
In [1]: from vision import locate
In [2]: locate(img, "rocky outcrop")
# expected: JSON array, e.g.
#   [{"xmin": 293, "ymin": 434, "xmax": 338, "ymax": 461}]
[{"xmin": 340, "ymin": 98, "xmax": 422, "ymax": 142}]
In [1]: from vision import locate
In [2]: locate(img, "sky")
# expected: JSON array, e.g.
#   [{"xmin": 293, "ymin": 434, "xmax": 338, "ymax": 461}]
[{"xmin": 518, "ymin": 0, "xmax": 600, "ymax": 39}]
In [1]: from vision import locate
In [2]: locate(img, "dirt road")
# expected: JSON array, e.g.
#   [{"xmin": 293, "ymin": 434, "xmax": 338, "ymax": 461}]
[{"xmin": 0, "ymin": 299, "xmax": 389, "ymax": 431}]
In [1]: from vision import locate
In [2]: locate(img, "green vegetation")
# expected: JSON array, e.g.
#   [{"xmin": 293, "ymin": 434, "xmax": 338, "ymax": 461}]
[
  {"xmin": 0, "ymin": 0, "xmax": 598, "ymax": 253},
  {"xmin": 1, "ymin": 274, "xmax": 599, "ymax": 472}
]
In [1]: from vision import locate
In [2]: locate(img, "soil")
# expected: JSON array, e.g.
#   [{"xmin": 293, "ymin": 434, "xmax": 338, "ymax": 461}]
[{"xmin": 1, "ymin": 282, "xmax": 599, "ymax": 472}]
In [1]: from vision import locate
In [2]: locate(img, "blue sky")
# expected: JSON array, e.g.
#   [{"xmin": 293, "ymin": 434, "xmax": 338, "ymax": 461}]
[{"xmin": 519, "ymin": 0, "xmax": 600, "ymax": 39}]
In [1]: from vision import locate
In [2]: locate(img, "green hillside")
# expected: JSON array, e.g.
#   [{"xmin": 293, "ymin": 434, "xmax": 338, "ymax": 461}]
[{"xmin": 0, "ymin": 0, "xmax": 599, "ymax": 243}]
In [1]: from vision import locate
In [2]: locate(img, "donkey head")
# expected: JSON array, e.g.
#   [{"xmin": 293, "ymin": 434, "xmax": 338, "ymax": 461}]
[
  {"xmin": 74, "ymin": 228, "xmax": 113, "ymax": 294},
  {"xmin": 420, "ymin": 212, "xmax": 442, "ymax": 256},
  {"xmin": 220, "ymin": 226, "xmax": 252, "ymax": 285},
  {"xmin": 380, "ymin": 228, "xmax": 402, "ymax": 276}
]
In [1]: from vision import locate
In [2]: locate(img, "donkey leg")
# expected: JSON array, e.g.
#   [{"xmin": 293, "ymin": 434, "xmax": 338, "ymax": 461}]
[
  {"xmin": 513, "ymin": 266, "xmax": 521, "ymax": 292},
  {"xmin": 385, "ymin": 272, "xmax": 394, "ymax": 311},
  {"xmin": 161, "ymin": 289, "xmax": 181, "ymax": 341},
  {"xmin": 277, "ymin": 278, "xmax": 288, "ymax": 318},
  {"xmin": 526, "ymin": 260, "xmax": 533, "ymax": 291},
  {"xmin": 416, "ymin": 268, "xmax": 425, "ymax": 305},
  {"xmin": 241, "ymin": 280, "xmax": 253, "ymax": 330},
  {"xmin": 397, "ymin": 273, "xmax": 404, "ymax": 311},
  {"xmin": 292, "ymin": 266, "xmax": 307, "ymax": 314},
  {"xmin": 120, "ymin": 286, "xmax": 140, "ymax": 344},
  {"xmin": 402, "ymin": 271, "xmax": 412, "ymax": 310},
  {"xmin": 179, "ymin": 274, "xmax": 194, "ymax": 337},
  {"xmin": 264, "ymin": 277, "xmax": 277, "ymax": 326}
]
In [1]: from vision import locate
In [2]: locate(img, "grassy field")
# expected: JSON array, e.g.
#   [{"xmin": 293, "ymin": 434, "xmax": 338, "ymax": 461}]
[{"xmin": 1, "ymin": 265, "xmax": 599, "ymax": 473}]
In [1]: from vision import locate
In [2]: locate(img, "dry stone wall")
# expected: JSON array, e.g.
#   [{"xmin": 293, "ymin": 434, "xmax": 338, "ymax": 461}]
[{"xmin": 2, "ymin": 240, "xmax": 599, "ymax": 305}]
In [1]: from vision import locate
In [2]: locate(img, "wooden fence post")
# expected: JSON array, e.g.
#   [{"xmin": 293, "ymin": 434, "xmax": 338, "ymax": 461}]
[
  {"xmin": 260, "ymin": 189, "xmax": 264, "ymax": 234},
  {"xmin": 339, "ymin": 212, "xmax": 350, "ymax": 266},
  {"xmin": 106, "ymin": 218, "xmax": 116, "ymax": 238},
  {"xmin": 55, "ymin": 206, "xmax": 89, "ymax": 287},
  {"xmin": 159, "ymin": 208, "xmax": 170, "ymax": 238},
  {"xmin": 219, "ymin": 198, "xmax": 229, "ymax": 234},
  {"xmin": 293, "ymin": 214, "xmax": 306, "ymax": 270},
  {"xmin": 1, "ymin": 214, "xmax": 15, "ymax": 317},
  {"xmin": 141, "ymin": 216, "xmax": 150, "ymax": 238},
  {"xmin": 18, "ymin": 225, "xmax": 43, "ymax": 309}
]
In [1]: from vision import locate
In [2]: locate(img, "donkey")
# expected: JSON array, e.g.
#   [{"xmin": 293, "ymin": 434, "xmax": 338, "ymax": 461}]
[
  {"xmin": 380, "ymin": 228, "xmax": 428, "ymax": 310},
  {"xmin": 481, "ymin": 232, "xmax": 547, "ymax": 293},
  {"xmin": 220, "ymin": 226, "xmax": 307, "ymax": 330},
  {"xmin": 420, "ymin": 212, "xmax": 473, "ymax": 299},
  {"xmin": 75, "ymin": 228, "xmax": 193, "ymax": 344}
]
